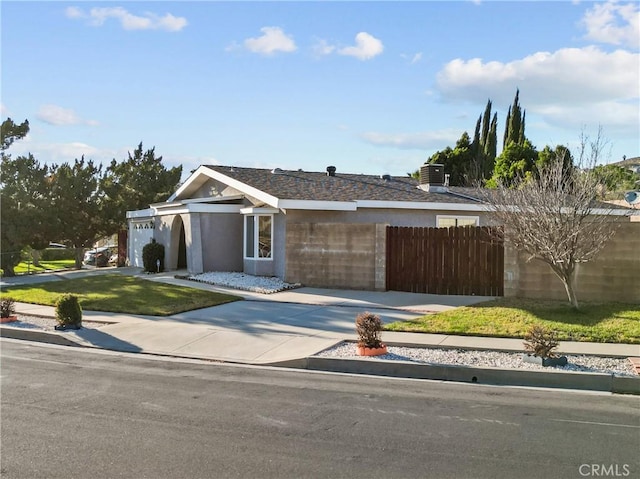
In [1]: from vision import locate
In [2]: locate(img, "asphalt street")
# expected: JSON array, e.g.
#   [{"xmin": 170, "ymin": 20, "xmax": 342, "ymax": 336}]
[{"xmin": 2, "ymin": 339, "xmax": 639, "ymax": 479}]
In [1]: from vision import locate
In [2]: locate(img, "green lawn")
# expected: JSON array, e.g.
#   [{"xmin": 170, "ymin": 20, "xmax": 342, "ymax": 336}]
[
  {"xmin": 2, "ymin": 274, "xmax": 241, "ymax": 316},
  {"xmin": 385, "ymin": 297, "xmax": 640, "ymax": 344},
  {"xmin": 12, "ymin": 259, "xmax": 76, "ymax": 274}
]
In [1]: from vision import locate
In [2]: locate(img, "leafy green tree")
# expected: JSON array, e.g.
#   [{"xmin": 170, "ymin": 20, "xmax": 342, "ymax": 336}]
[
  {"xmin": 488, "ymin": 139, "xmax": 538, "ymax": 187},
  {"xmin": 102, "ymin": 142, "xmax": 182, "ymax": 235},
  {"xmin": 591, "ymin": 164, "xmax": 640, "ymax": 198},
  {"xmin": 49, "ymin": 157, "xmax": 106, "ymax": 268},
  {"xmin": 427, "ymin": 132, "xmax": 475, "ymax": 186}
]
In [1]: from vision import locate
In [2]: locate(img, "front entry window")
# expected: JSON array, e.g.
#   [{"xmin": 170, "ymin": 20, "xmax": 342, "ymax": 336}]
[
  {"xmin": 244, "ymin": 214, "xmax": 273, "ymax": 260},
  {"xmin": 258, "ymin": 216, "xmax": 272, "ymax": 258}
]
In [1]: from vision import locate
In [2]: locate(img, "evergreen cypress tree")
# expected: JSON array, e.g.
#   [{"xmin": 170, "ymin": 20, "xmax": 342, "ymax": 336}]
[
  {"xmin": 503, "ymin": 89, "xmax": 526, "ymax": 147},
  {"xmin": 470, "ymin": 99, "xmax": 497, "ymax": 183}
]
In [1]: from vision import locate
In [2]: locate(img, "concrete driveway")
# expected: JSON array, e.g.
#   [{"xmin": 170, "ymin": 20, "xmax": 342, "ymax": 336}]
[{"xmin": 4, "ymin": 268, "xmax": 496, "ymax": 364}]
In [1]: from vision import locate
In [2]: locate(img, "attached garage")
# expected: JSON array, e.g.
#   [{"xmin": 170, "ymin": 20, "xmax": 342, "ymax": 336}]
[{"xmin": 129, "ymin": 219, "xmax": 155, "ymax": 268}]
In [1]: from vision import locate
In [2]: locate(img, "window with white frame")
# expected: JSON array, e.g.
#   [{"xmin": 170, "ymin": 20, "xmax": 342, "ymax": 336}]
[
  {"xmin": 244, "ymin": 215, "xmax": 273, "ymax": 259},
  {"xmin": 436, "ymin": 215, "xmax": 479, "ymax": 228}
]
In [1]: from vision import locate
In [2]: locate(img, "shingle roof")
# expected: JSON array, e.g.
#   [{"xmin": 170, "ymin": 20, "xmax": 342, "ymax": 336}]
[{"xmin": 205, "ymin": 165, "xmax": 481, "ymax": 204}]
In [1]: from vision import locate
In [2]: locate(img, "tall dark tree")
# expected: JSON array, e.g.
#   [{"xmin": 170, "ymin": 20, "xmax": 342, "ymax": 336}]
[
  {"xmin": 102, "ymin": 142, "xmax": 182, "ymax": 235},
  {"xmin": 1, "ymin": 118, "xmax": 30, "ymax": 152},
  {"xmin": 503, "ymin": 89, "xmax": 526, "ymax": 148},
  {"xmin": 50, "ymin": 157, "xmax": 106, "ymax": 268},
  {"xmin": 470, "ymin": 99, "xmax": 498, "ymax": 183},
  {"xmin": 0, "ymin": 118, "xmax": 43, "ymax": 276},
  {"xmin": 0, "ymin": 154, "xmax": 51, "ymax": 276}
]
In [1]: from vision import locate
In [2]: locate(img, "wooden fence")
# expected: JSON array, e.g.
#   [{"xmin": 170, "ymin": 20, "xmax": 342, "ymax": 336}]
[{"xmin": 386, "ymin": 226, "xmax": 504, "ymax": 296}]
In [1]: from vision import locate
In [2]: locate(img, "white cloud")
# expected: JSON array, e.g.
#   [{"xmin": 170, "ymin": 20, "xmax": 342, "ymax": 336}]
[
  {"xmin": 535, "ymin": 101, "xmax": 639, "ymax": 134},
  {"xmin": 338, "ymin": 32, "xmax": 384, "ymax": 60},
  {"xmin": 581, "ymin": 1, "xmax": 639, "ymax": 49},
  {"xmin": 66, "ymin": 6, "xmax": 187, "ymax": 32},
  {"xmin": 435, "ymin": 46, "xmax": 639, "ymax": 134},
  {"xmin": 243, "ymin": 27, "xmax": 297, "ymax": 55},
  {"xmin": 312, "ymin": 38, "xmax": 336, "ymax": 57},
  {"xmin": 36, "ymin": 105, "xmax": 99, "ymax": 127},
  {"xmin": 9, "ymin": 139, "xmax": 103, "ymax": 163},
  {"xmin": 360, "ymin": 129, "xmax": 462, "ymax": 150},
  {"xmin": 64, "ymin": 6, "xmax": 83, "ymax": 19}
]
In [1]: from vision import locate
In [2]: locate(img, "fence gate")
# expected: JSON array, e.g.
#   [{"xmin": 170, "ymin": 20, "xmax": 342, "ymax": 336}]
[{"xmin": 386, "ymin": 226, "xmax": 504, "ymax": 296}]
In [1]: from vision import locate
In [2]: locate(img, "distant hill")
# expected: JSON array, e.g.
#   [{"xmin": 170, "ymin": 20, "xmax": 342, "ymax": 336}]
[{"xmin": 612, "ymin": 156, "xmax": 640, "ymax": 166}]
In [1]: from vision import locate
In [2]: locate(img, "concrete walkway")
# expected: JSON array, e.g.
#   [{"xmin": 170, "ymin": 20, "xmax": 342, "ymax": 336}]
[{"xmin": 3, "ymin": 268, "xmax": 638, "ymax": 363}]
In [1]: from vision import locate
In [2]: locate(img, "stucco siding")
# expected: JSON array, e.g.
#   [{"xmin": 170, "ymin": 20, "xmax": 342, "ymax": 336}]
[
  {"xmin": 200, "ymin": 213, "xmax": 243, "ymax": 272},
  {"xmin": 285, "ymin": 208, "xmax": 490, "ymax": 227}
]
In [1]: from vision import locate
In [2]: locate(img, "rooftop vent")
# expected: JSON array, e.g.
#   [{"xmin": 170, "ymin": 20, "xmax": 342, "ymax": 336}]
[
  {"xmin": 418, "ymin": 163, "xmax": 448, "ymax": 193},
  {"xmin": 326, "ymin": 165, "xmax": 336, "ymax": 177},
  {"xmin": 271, "ymin": 168, "xmax": 284, "ymax": 174},
  {"xmin": 380, "ymin": 174, "xmax": 391, "ymax": 181}
]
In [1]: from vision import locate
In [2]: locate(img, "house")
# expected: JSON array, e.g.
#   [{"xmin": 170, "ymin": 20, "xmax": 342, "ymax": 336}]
[
  {"xmin": 127, "ymin": 164, "xmax": 496, "ymax": 291},
  {"xmin": 127, "ymin": 163, "xmax": 639, "ymax": 301}
]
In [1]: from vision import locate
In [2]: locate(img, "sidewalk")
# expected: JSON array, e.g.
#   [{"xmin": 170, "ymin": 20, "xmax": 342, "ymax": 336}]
[
  {"xmin": 2, "ymin": 267, "xmax": 638, "ymax": 383},
  {"xmin": 7, "ymin": 300, "xmax": 639, "ymax": 363}
]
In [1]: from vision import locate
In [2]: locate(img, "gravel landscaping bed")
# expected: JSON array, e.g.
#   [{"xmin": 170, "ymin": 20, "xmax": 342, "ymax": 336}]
[
  {"xmin": 317, "ymin": 342, "xmax": 638, "ymax": 377},
  {"xmin": 187, "ymin": 271, "xmax": 301, "ymax": 294},
  {"xmin": 2, "ymin": 315, "xmax": 107, "ymax": 331},
  {"xmin": 7, "ymin": 313, "xmax": 637, "ymax": 379}
]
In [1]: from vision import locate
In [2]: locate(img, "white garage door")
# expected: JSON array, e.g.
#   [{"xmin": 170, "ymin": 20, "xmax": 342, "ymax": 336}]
[{"xmin": 130, "ymin": 222, "xmax": 155, "ymax": 268}]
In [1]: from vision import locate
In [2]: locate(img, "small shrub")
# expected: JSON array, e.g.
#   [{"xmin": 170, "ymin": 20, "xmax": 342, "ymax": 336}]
[
  {"xmin": 142, "ymin": 239, "xmax": 165, "ymax": 273},
  {"xmin": 55, "ymin": 294, "xmax": 82, "ymax": 326},
  {"xmin": 355, "ymin": 311, "xmax": 384, "ymax": 349},
  {"xmin": 0, "ymin": 298, "xmax": 16, "ymax": 318},
  {"xmin": 523, "ymin": 325, "xmax": 560, "ymax": 358}
]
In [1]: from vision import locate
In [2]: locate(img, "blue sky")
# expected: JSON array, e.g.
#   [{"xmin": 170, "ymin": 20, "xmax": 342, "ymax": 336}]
[{"xmin": 2, "ymin": 1, "xmax": 639, "ymax": 180}]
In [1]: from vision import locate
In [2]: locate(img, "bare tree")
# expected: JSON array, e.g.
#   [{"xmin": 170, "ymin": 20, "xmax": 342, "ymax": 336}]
[{"xmin": 477, "ymin": 132, "xmax": 629, "ymax": 309}]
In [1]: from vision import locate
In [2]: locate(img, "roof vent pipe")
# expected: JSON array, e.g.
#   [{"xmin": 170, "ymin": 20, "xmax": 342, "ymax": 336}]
[
  {"xmin": 381, "ymin": 174, "xmax": 391, "ymax": 181},
  {"xmin": 326, "ymin": 166, "xmax": 336, "ymax": 177}
]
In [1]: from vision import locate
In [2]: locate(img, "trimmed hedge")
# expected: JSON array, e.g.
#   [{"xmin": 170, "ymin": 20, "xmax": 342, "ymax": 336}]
[{"xmin": 41, "ymin": 248, "xmax": 75, "ymax": 261}]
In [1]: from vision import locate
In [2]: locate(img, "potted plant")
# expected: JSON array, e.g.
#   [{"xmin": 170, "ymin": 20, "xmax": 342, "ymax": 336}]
[
  {"xmin": 0, "ymin": 298, "xmax": 18, "ymax": 323},
  {"xmin": 355, "ymin": 311, "xmax": 388, "ymax": 356},
  {"xmin": 522, "ymin": 324, "xmax": 568, "ymax": 367},
  {"xmin": 54, "ymin": 294, "xmax": 83, "ymax": 331}
]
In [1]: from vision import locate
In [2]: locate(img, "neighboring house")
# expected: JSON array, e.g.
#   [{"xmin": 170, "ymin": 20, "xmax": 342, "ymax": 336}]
[
  {"xmin": 613, "ymin": 156, "xmax": 640, "ymax": 175},
  {"xmin": 127, "ymin": 164, "xmax": 493, "ymax": 289}
]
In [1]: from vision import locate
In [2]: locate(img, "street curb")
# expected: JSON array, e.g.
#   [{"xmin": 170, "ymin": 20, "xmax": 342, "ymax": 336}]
[
  {"xmin": 3, "ymin": 326, "xmax": 638, "ymax": 395},
  {"xmin": 275, "ymin": 357, "xmax": 640, "ymax": 395},
  {"xmin": 0, "ymin": 326, "xmax": 83, "ymax": 347}
]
